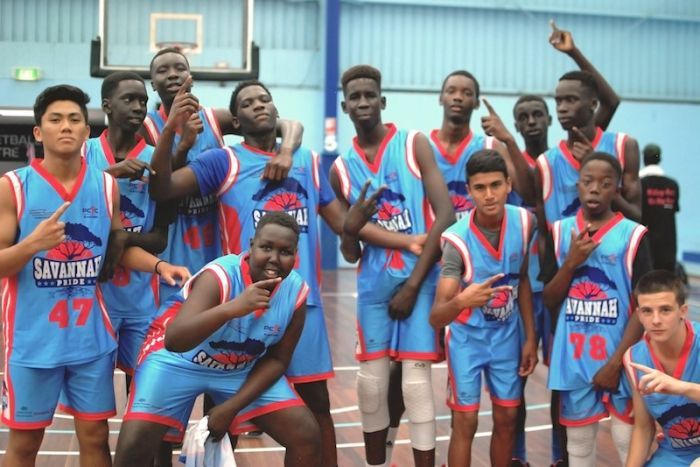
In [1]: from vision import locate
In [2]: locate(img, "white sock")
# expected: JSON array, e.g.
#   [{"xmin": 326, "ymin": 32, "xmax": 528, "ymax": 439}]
[
  {"xmin": 611, "ymin": 416, "xmax": 633, "ymax": 464},
  {"xmin": 567, "ymin": 423, "xmax": 599, "ymax": 467}
]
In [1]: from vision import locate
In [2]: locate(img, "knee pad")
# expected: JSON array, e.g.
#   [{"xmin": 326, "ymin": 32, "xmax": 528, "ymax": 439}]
[
  {"xmin": 566, "ymin": 424, "xmax": 598, "ymax": 461},
  {"xmin": 611, "ymin": 416, "xmax": 632, "ymax": 463},
  {"xmin": 357, "ymin": 359, "xmax": 390, "ymax": 432},
  {"xmin": 401, "ymin": 360, "xmax": 435, "ymax": 451}
]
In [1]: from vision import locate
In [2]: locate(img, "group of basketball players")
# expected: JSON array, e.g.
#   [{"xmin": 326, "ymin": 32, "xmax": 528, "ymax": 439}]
[{"xmin": 1, "ymin": 21, "xmax": 699, "ymax": 467}]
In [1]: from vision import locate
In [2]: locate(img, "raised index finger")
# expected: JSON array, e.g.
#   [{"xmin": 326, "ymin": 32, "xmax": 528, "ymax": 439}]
[
  {"xmin": 49, "ymin": 201, "xmax": 71, "ymax": 221},
  {"xmin": 571, "ymin": 126, "xmax": 592, "ymax": 144},
  {"xmin": 549, "ymin": 19, "xmax": 560, "ymax": 32},
  {"xmin": 481, "ymin": 98, "xmax": 497, "ymax": 116},
  {"xmin": 629, "ymin": 362, "xmax": 654, "ymax": 374},
  {"xmin": 254, "ymin": 277, "xmax": 282, "ymax": 289},
  {"xmin": 482, "ymin": 273, "xmax": 505, "ymax": 287},
  {"xmin": 177, "ymin": 75, "xmax": 193, "ymax": 96}
]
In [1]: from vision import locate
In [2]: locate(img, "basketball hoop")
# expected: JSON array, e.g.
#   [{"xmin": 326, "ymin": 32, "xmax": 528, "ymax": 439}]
[{"xmin": 155, "ymin": 41, "xmax": 199, "ymax": 56}]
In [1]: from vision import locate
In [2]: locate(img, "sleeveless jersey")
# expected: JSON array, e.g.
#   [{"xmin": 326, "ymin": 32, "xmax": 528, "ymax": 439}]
[
  {"xmin": 548, "ymin": 210, "xmax": 647, "ymax": 390},
  {"xmin": 624, "ymin": 321, "xmax": 700, "ymax": 463},
  {"xmin": 537, "ymin": 128, "xmax": 628, "ymax": 225},
  {"xmin": 332, "ymin": 124, "xmax": 436, "ymax": 300},
  {"xmin": 429, "ymin": 129, "xmax": 495, "ymax": 220},
  {"xmin": 506, "ymin": 150, "xmax": 537, "ymax": 208},
  {"xmin": 137, "ymin": 253, "xmax": 309, "ymax": 373},
  {"xmin": 188, "ymin": 143, "xmax": 333, "ymax": 308},
  {"xmin": 441, "ymin": 204, "xmax": 531, "ymax": 328},
  {"xmin": 143, "ymin": 106, "xmax": 224, "ymax": 275},
  {"xmin": 2, "ymin": 159, "xmax": 116, "ymax": 367},
  {"xmin": 84, "ymin": 131, "xmax": 159, "ymax": 318}
]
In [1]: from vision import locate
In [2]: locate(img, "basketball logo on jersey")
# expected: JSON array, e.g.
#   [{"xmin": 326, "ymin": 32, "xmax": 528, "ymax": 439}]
[
  {"xmin": 120, "ymin": 195, "xmax": 145, "ymax": 233},
  {"xmin": 193, "ymin": 337, "xmax": 266, "ymax": 371},
  {"xmin": 565, "ymin": 265, "xmax": 619, "ymax": 324},
  {"xmin": 447, "ymin": 180, "xmax": 473, "ymax": 220},
  {"xmin": 33, "ymin": 222, "xmax": 103, "ymax": 288},
  {"xmin": 375, "ymin": 188, "xmax": 413, "ymax": 233},
  {"xmin": 483, "ymin": 273, "xmax": 519, "ymax": 322},
  {"xmin": 178, "ymin": 193, "xmax": 217, "ymax": 216},
  {"xmin": 659, "ymin": 403, "xmax": 700, "ymax": 449},
  {"xmin": 251, "ymin": 178, "xmax": 309, "ymax": 232}
]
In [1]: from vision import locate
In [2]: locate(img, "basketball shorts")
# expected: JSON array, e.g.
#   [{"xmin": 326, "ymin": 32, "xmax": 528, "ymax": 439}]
[
  {"xmin": 286, "ymin": 305, "xmax": 334, "ymax": 383},
  {"xmin": 2, "ymin": 352, "xmax": 116, "ymax": 429},
  {"xmin": 111, "ymin": 316, "xmax": 152, "ymax": 375},
  {"xmin": 559, "ymin": 381, "xmax": 633, "ymax": 426},
  {"xmin": 124, "ymin": 350, "xmax": 304, "ymax": 442},
  {"xmin": 446, "ymin": 320, "xmax": 522, "ymax": 411}
]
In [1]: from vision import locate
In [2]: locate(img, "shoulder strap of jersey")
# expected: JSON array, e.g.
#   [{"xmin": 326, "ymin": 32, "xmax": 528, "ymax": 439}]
[
  {"xmin": 405, "ymin": 130, "xmax": 422, "ymax": 179},
  {"xmin": 331, "ymin": 157, "xmax": 351, "ymax": 201},
  {"xmin": 625, "ymin": 224, "xmax": 648, "ymax": 279},
  {"xmin": 142, "ymin": 115, "xmax": 160, "ymax": 143},
  {"xmin": 218, "ymin": 147, "xmax": 241, "ymax": 196},
  {"xmin": 536, "ymin": 154, "xmax": 553, "ymax": 202},
  {"xmin": 103, "ymin": 172, "xmax": 115, "ymax": 220},
  {"xmin": 202, "ymin": 107, "xmax": 225, "ymax": 147},
  {"xmin": 3, "ymin": 171, "xmax": 24, "ymax": 220},
  {"xmin": 441, "ymin": 230, "xmax": 473, "ymax": 283},
  {"xmin": 615, "ymin": 133, "xmax": 628, "ymax": 171}
]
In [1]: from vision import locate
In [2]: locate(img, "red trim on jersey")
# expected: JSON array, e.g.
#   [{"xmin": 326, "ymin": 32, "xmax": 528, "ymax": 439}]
[
  {"xmin": 95, "ymin": 286, "xmax": 117, "ymax": 341},
  {"xmin": 2, "ymin": 278, "xmax": 18, "ymax": 425},
  {"xmin": 521, "ymin": 150, "xmax": 536, "ymax": 169},
  {"xmin": 230, "ymin": 398, "xmax": 305, "ymax": 435},
  {"xmin": 202, "ymin": 107, "xmax": 225, "ymax": 147},
  {"xmin": 124, "ymin": 411, "xmax": 186, "ymax": 434},
  {"xmin": 352, "ymin": 123, "xmax": 397, "ymax": 174},
  {"xmin": 491, "ymin": 396, "xmax": 521, "ymax": 407},
  {"xmin": 3, "ymin": 173, "xmax": 24, "ymax": 220},
  {"xmin": 98, "ymin": 130, "xmax": 147, "ymax": 165},
  {"xmin": 559, "ymin": 127, "xmax": 603, "ymax": 170},
  {"xmin": 31, "ymin": 157, "xmax": 88, "ymax": 202},
  {"xmin": 575, "ymin": 210, "xmax": 624, "ymax": 244},
  {"xmin": 469, "ymin": 208, "xmax": 507, "ymax": 261},
  {"xmin": 559, "ymin": 411, "xmax": 608, "ymax": 427},
  {"xmin": 0, "ymin": 415, "xmax": 54, "ymax": 430},
  {"xmin": 645, "ymin": 319, "xmax": 694, "ymax": 380},
  {"xmin": 57, "ymin": 403, "xmax": 116, "ymax": 421},
  {"xmin": 286, "ymin": 370, "xmax": 335, "ymax": 384},
  {"xmin": 158, "ymin": 105, "xmax": 168, "ymax": 124},
  {"xmin": 604, "ymin": 396, "xmax": 634, "ymax": 424},
  {"xmin": 241, "ymin": 142, "xmax": 275, "ymax": 157},
  {"xmin": 429, "ymin": 129, "xmax": 473, "ymax": 165}
]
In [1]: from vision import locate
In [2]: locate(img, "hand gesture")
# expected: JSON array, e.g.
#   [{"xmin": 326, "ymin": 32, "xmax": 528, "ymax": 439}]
[
  {"xmin": 207, "ymin": 403, "xmax": 237, "ymax": 441},
  {"xmin": 26, "ymin": 202, "xmax": 70, "ymax": 252},
  {"xmin": 549, "ymin": 20, "xmax": 575, "ymax": 53},
  {"xmin": 630, "ymin": 362, "xmax": 687, "ymax": 396},
  {"xmin": 180, "ymin": 112, "xmax": 204, "ymax": 150},
  {"xmin": 157, "ymin": 262, "xmax": 191, "ymax": 287},
  {"xmin": 519, "ymin": 339, "xmax": 539, "ymax": 376},
  {"xmin": 407, "ymin": 233, "xmax": 427, "ymax": 256},
  {"xmin": 233, "ymin": 277, "xmax": 282, "ymax": 315},
  {"xmin": 592, "ymin": 359, "xmax": 622, "ymax": 392},
  {"xmin": 571, "ymin": 127, "xmax": 594, "ymax": 161},
  {"xmin": 263, "ymin": 146, "xmax": 293, "ymax": 181},
  {"xmin": 480, "ymin": 98, "xmax": 514, "ymax": 143},
  {"xmin": 564, "ymin": 224, "xmax": 598, "ymax": 269},
  {"xmin": 388, "ymin": 282, "xmax": 419, "ymax": 320},
  {"xmin": 343, "ymin": 180, "xmax": 386, "ymax": 236},
  {"xmin": 165, "ymin": 76, "xmax": 199, "ymax": 132},
  {"xmin": 108, "ymin": 159, "xmax": 155, "ymax": 181},
  {"xmin": 455, "ymin": 273, "xmax": 511, "ymax": 309},
  {"xmin": 99, "ymin": 229, "xmax": 130, "ymax": 282}
]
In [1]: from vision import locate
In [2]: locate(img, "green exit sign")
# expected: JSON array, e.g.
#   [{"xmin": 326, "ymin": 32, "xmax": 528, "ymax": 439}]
[{"xmin": 12, "ymin": 67, "xmax": 42, "ymax": 81}]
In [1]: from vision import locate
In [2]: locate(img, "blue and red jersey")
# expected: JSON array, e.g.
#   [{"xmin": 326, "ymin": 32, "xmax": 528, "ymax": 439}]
[
  {"xmin": 2, "ymin": 159, "xmax": 116, "ymax": 367},
  {"xmin": 137, "ymin": 253, "xmax": 309, "ymax": 373},
  {"xmin": 428, "ymin": 129, "xmax": 495, "ymax": 219},
  {"xmin": 187, "ymin": 143, "xmax": 333, "ymax": 308},
  {"xmin": 332, "ymin": 124, "xmax": 437, "ymax": 301},
  {"xmin": 537, "ymin": 128, "xmax": 628, "ymax": 225},
  {"xmin": 441, "ymin": 204, "xmax": 532, "ymax": 328},
  {"xmin": 84, "ymin": 131, "xmax": 159, "ymax": 318},
  {"xmin": 624, "ymin": 320, "xmax": 700, "ymax": 464},
  {"xmin": 143, "ymin": 107, "xmax": 224, "ymax": 280},
  {"xmin": 548, "ymin": 210, "xmax": 647, "ymax": 391}
]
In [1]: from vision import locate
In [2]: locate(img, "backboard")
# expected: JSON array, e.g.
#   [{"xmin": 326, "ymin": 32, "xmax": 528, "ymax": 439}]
[{"xmin": 90, "ymin": 0, "xmax": 258, "ymax": 81}]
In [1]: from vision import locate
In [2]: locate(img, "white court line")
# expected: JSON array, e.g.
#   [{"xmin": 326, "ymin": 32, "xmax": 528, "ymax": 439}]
[
  {"xmin": 320, "ymin": 292, "xmax": 358, "ymax": 298},
  {"xmin": 0, "ymin": 421, "xmax": 566, "ymax": 456}
]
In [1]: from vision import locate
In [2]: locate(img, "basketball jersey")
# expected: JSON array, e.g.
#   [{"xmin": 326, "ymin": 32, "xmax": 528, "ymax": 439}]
[
  {"xmin": 505, "ymin": 150, "xmax": 537, "ymax": 208},
  {"xmin": 537, "ymin": 128, "xmax": 627, "ymax": 225},
  {"xmin": 429, "ymin": 129, "xmax": 495, "ymax": 219},
  {"xmin": 624, "ymin": 321, "xmax": 700, "ymax": 463},
  {"xmin": 332, "ymin": 124, "xmax": 436, "ymax": 300},
  {"xmin": 2, "ymin": 159, "xmax": 116, "ymax": 367},
  {"xmin": 528, "ymin": 230, "xmax": 544, "ymax": 294},
  {"xmin": 548, "ymin": 210, "xmax": 647, "ymax": 390},
  {"xmin": 137, "ymin": 253, "xmax": 309, "ymax": 373},
  {"xmin": 188, "ymin": 143, "xmax": 334, "ymax": 307},
  {"xmin": 441, "ymin": 204, "xmax": 531, "ymax": 328},
  {"xmin": 84, "ymin": 131, "xmax": 159, "ymax": 318},
  {"xmin": 143, "ymin": 107, "xmax": 224, "ymax": 277}
]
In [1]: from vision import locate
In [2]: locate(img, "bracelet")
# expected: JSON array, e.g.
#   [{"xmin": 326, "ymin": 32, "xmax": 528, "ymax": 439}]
[{"xmin": 154, "ymin": 260, "xmax": 166, "ymax": 275}]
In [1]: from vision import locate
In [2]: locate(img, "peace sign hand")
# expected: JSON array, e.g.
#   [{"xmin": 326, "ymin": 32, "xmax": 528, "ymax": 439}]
[
  {"xmin": 343, "ymin": 180, "xmax": 387, "ymax": 237},
  {"xmin": 456, "ymin": 273, "xmax": 512, "ymax": 309},
  {"xmin": 26, "ymin": 202, "xmax": 70, "ymax": 252}
]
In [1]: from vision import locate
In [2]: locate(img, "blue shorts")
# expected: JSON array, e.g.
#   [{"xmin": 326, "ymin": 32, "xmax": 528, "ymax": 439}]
[
  {"xmin": 112, "ymin": 316, "xmax": 152, "ymax": 375},
  {"xmin": 356, "ymin": 283, "xmax": 440, "ymax": 362},
  {"xmin": 446, "ymin": 321, "xmax": 522, "ymax": 411},
  {"xmin": 286, "ymin": 305, "xmax": 334, "ymax": 383},
  {"xmin": 559, "ymin": 383, "xmax": 633, "ymax": 426},
  {"xmin": 124, "ymin": 350, "xmax": 304, "ymax": 442},
  {"xmin": 645, "ymin": 445, "xmax": 700, "ymax": 466},
  {"xmin": 2, "ymin": 352, "xmax": 116, "ymax": 429}
]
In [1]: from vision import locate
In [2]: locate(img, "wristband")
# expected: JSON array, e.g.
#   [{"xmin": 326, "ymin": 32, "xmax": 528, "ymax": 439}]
[{"xmin": 154, "ymin": 260, "xmax": 166, "ymax": 275}]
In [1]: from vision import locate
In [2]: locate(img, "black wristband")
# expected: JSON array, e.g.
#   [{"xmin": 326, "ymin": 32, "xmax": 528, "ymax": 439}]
[{"xmin": 154, "ymin": 260, "xmax": 166, "ymax": 275}]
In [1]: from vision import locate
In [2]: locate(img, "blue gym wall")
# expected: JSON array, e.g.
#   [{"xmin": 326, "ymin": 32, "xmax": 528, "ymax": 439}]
[{"xmin": 1, "ymin": 0, "xmax": 698, "ymax": 266}]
